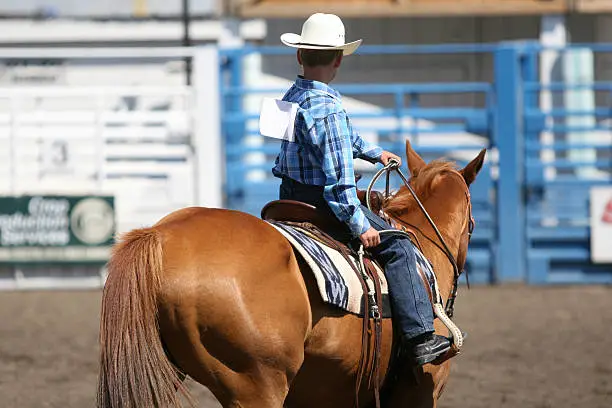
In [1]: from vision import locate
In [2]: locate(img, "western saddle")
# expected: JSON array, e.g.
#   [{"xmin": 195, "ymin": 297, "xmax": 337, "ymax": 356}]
[
  {"xmin": 261, "ymin": 189, "xmax": 387, "ymax": 408},
  {"xmin": 261, "ymin": 189, "xmax": 385, "ymax": 239}
]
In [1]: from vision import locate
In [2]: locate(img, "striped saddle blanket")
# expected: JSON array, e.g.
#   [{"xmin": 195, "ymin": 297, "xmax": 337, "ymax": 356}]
[{"xmin": 270, "ymin": 221, "xmax": 438, "ymax": 319}]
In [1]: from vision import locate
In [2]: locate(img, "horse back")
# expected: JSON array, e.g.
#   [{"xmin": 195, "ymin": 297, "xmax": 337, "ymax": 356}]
[{"xmin": 150, "ymin": 206, "xmax": 313, "ymax": 368}]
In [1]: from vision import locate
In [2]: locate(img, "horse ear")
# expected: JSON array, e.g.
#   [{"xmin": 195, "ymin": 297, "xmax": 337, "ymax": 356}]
[
  {"xmin": 461, "ymin": 148, "xmax": 487, "ymax": 186},
  {"xmin": 405, "ymin": 139, "xmax": 426, "ymax": 177}
]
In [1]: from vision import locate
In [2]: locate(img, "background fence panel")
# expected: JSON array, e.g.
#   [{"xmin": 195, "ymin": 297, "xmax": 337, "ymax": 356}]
[
  {"xmin": 220, "ymin": 45, "xmax": 497, "ymax": 284},
  {"xmin": 521, "ymin": 43, "xmax": 612, "ymax": 284}
]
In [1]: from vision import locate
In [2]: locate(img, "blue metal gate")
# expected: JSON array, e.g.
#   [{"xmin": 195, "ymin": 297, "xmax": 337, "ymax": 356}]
[
  {"xmin": 518, "ymin": 44, "xmax": 612, "ymax": 284},
  {"xmin": 220, "ymin": 44, "xmax": 497, "ymax": 284},
  {"xmin": 491, "ymin": 42, "xmax": 612, "ymax": 284},
  {"xmin": 219, "ymin": 42, "xmax": 612, "ymax": 284}
]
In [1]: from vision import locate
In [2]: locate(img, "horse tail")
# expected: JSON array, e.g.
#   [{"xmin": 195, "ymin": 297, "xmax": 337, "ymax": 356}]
[{"xmin": 97, "ymin": 227, "xmax": 189, "ymax": 408}]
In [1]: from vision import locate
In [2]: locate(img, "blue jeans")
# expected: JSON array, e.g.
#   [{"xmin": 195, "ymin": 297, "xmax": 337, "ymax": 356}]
[
  {"xmin": 361, "ymin": 206, "xmax": 435, "ymax": 339},
  {"xmin": 278, "ymin": 177, "xmax": 434, "ymax": 339}
]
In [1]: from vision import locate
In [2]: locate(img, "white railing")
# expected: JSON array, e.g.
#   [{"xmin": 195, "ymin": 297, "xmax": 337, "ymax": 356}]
[
  {"xmin": 0, "ymin": 47, "xmax": 222, "ymax": 290},
  {"xmin": 0, "ymin": 86, "xmax": 194, "ymax": 230}
]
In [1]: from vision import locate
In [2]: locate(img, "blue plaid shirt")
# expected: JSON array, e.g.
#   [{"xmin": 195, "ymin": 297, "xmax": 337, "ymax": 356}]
[{"xmin": 272, "ymin": 77, "xmax": 383, "ymax": 236}]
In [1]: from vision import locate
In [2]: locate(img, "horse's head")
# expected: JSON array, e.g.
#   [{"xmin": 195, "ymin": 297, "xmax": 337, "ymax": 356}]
[{"xmin": 383, "ymin": 140, "xmax": 486, "ymax": 306}]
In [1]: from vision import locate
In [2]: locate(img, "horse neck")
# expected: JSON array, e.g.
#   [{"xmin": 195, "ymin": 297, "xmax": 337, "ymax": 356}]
[{"xmin": 392, "ymin": 182, "xmax": 467, "ymax": 304}]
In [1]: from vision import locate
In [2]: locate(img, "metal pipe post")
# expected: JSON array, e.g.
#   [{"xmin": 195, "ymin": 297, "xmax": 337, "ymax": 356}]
[{"xmin": 182, "ymin": 0, "xmax": 192, "ymax": 85}]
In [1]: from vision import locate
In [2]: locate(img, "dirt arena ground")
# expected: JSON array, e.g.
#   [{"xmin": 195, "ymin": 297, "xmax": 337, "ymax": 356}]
[{"xmin": 0, "ymin": 285, "xmax": 610, "ymax": 408}]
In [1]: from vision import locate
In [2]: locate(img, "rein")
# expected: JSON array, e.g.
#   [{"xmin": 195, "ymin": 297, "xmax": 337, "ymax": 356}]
[{"xmin": 365, "ymin": 161, "xmax": 473, "ymax": 319}]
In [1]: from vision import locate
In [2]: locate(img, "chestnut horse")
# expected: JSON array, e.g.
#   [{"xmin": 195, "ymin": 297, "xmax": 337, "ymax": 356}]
[{"xmin": 98, "ymin": 141, "xmax": 486, "ymax": 408}]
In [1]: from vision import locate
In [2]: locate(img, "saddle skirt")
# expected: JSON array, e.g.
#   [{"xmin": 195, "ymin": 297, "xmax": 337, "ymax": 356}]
[{"xmin": 269, "ymin": 221, "xmax": 440, "ymax": 318}]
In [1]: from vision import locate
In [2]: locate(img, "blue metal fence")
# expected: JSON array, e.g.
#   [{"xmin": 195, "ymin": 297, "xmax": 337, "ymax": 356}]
[
  {"xmin": 218, "ymin": 42, "xmax": 612, "ymax": 285},
  {"xmin": 518, "ymin": 44, "xmax": 612, "ymax": 284}
]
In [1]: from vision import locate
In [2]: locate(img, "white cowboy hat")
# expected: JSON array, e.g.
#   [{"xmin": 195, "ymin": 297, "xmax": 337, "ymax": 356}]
[{"xmin": 280, "ymin": 13, "xmax": 362, "ymax": 56}]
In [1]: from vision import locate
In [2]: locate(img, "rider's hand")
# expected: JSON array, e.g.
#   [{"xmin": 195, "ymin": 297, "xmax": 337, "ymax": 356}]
[
  {"xmin": 360, "ymin": 227, "xmax": 381, "ymax": 248},
  {"xmin": 380, "ymin": 151, "xmax": 402, "ymax": 166}
]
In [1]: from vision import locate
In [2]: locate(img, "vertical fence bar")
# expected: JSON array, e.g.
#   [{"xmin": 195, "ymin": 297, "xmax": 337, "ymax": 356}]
[
  {"xmin": 218, "ymin": 20, "xmax": 245, "ymax": 209},
  {"xmin": 408, "ymin": 92, "xmax": 419, "ymax": 150},
  {"xmin": 520, "ymin": 44, "xmax": 541, "ymax": 283},
  {"xmin": 8, "ymin": 95, "xmax": 16, "ymax": 194},
  {"xmin": 522, "ymin": 43, "xmax": 542, "ymax": 184},
  {"xmin": 193, "ymin": 46, "xmax": 223, "ymax": 208},
  {"xmin": 494, "ymin": 44, "xmax": 526, "ymax": 282},
  {"xmin": 395, "ymin": 91, "xmax": 406, "ymax": 156},
  {"xmin": 539, "ymin": 16, "xmax": 566, "ymax": 182},
  {"xmin": 223, "ymin": 49, "xmax": 245, "ymax": 208},
  {"xmin": 95, "ymin": 91, "xmax": 106, "ymax": 192}
]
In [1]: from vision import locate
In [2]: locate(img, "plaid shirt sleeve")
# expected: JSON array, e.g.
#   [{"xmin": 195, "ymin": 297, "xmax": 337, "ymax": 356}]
[{"xmin": 318, "ymin": 111, "xmax": 371, "ymax": 237}]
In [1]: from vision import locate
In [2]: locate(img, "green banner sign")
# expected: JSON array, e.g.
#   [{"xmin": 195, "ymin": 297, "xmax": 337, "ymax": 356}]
[{"xmin": 0, "ymin": 195, "xmax": 115, "ymax": 263}]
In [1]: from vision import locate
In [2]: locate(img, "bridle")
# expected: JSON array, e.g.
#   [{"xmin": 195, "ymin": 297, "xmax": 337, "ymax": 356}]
[{"xmin": 366, "ymin": 161, "xmax": 475, "ymax": 319}]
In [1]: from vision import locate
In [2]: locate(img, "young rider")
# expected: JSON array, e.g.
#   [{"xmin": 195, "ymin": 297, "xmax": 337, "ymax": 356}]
[{"xmin": 272, "ymin": 13, "xmax": 450, "ymax": 366}]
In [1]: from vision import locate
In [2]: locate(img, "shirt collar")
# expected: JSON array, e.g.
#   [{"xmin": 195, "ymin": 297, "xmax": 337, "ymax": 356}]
[{"xmin": 295, "ymin": 76, "xmax": 342, "ymax": 100}]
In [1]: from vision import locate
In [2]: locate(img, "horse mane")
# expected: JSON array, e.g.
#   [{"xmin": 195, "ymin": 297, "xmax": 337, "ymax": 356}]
[{"xmin": 383, "ymin": 159, "xmax": 459, "ymax": 216}]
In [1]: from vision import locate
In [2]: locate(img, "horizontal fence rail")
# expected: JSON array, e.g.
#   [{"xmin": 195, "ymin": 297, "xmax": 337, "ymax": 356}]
[
  {"xmin": 220, "ymin": 42, "xmax": 612, "ymax": 285},
  {"xmin": 519, "ymin": 43, "xmax": 612, "ymax": 284},
  {"xmin": 220, "ymin": 44, "xmax": 497, "ymax": 284},
  {"xmin": 0, "ymin": 47, "xmax": 225, "ymax": 290},
  {"xmin": 1, "ymin": 42, "xmax": 611, "ymax": 288}
]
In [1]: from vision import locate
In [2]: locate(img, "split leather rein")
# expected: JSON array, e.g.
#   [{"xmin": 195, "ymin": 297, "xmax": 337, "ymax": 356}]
[{"xmin": 363, "ymin": 160, "xmax": 474, "ymax": 319}]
